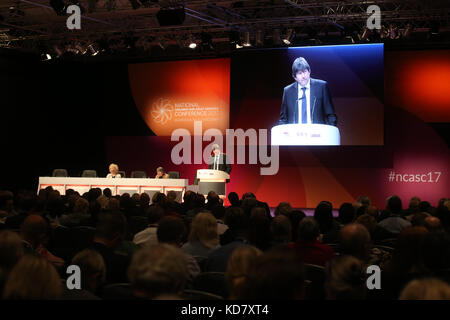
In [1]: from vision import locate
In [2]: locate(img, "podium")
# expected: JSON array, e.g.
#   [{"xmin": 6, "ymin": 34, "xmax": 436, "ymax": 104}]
[
  {"xmin": 271, "ymin": 124, "xmax": 340, "ymax": 146},
  {"xmin": 196, "ymin": 169, "xmax": 230, "ymax": 196}
]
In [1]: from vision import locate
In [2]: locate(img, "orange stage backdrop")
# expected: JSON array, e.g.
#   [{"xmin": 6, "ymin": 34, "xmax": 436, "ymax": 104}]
[{"xmin": 129, "ymin": 58, "xmax": 230, "ymax": 136}]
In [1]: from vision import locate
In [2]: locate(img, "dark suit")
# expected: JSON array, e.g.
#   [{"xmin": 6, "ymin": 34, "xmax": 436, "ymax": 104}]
[
  {"xmin": 278, "ymin": 78, "xmax": 337, "ymax": 126},
  {"xmin": 208, "ymin": 153, "xmax": 232, "ymax": 174}
]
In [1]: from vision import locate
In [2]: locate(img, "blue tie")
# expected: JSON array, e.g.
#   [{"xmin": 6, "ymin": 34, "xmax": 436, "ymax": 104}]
[{"xmin": 301, "ymin": 87, "xmax": 307, "ymax": 124}]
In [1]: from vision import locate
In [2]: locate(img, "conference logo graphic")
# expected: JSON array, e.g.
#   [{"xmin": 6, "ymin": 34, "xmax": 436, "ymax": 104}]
[{"xmin": 151, "ymin": 98, "xmax": 174, "ymax": 125}]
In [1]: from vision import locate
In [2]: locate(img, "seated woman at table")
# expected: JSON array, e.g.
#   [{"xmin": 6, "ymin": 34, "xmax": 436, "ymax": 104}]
[
  {"xmin": 106, "ymin": 163, "xmax": 121, "ymax": 179},
  {"xmin": 155, "ymin": 167, "xmax": 169, "ymax": 179}
]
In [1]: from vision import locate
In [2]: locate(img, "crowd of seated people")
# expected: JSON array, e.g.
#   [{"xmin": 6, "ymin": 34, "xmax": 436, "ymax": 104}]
[{"xmin": 0, "ymin": 187, "xmax": 449, "ymax": 300}]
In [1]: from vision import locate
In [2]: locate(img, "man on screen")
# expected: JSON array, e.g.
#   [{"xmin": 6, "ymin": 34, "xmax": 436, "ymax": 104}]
[
  {"xmin": 208, "ymin": 144, "xmax": 231, "ymax": 175},
  {"xmin": 278, "ymin": 57, "xmax": 337, "ymax": 126}
]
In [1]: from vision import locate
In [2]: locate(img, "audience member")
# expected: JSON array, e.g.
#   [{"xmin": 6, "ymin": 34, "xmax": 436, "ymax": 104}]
[
  {"xmin": 90, "ymin": 212, "xmax": 130, "ymax": 284},
  {"xmin": 399, "ymin": 278, "xmax": 450, "ymax": 300},
  {"xmin": 287, "ymin": 217, "xmax": 335, "ymax": 266},
  {"xmin": 133, "ymin": 205, "xmax": 164, "ymax": 247},
  {"xmin": 181, "ymin": 212, "xmax": 220, "ymax": 257},
  {"xmin": 225, "ymin": 245, "xmax": 262, "ymax": 299},
  {"xmin": 238, "ymin": 247, "xmax": 305, "ymax": 299},
  {"xmin": 3, "ymin": 254, "xmax": 63, "ymax": 299},
  {"xmin": 313, "ymin": 201, "xmax": 340, "ymax": 243},
  {"xmin": 62, "ymin": 249, "xmax": 105, "ymax": 300},
  {"xmin": 128, "ymin": 244, "xmax": 188, "ymax": 299},
  {"xmin": 325, "ymin": 255, "xmax": 367, "ymax": 300}
]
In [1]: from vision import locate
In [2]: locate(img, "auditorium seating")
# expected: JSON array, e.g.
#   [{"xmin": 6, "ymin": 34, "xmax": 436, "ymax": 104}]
[
  {"xmin": 118, "ymin": 170, "xmax": 126, "ymax": 178},
  {"xmin": 131, "ymin": 170, "xmax": 147, "ymax": 178},
  {"xmin": 52, "ymin": 169, "xmax": 68, "ymax": 177},
  {"xmin": 168, "ymin": 171, "xmax": 180, "ymax": 179},
  {"xmin": 81, "ymin": 170, "xmax": 97, "ymax": 177}
]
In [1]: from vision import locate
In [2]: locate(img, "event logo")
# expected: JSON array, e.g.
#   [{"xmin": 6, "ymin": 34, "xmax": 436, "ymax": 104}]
[{"xmin": 151, "ymin": 98, "xmax": 174, "ymax": 125}]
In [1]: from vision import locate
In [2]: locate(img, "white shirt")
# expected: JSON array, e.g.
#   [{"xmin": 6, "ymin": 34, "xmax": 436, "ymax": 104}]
[
  {"xmin": 106, "ymin": 173, "xmax": 121, "ymax": 179},
  {"xmin": 297, "ymin": 79, "xmax": 311, "ymax": 124}
]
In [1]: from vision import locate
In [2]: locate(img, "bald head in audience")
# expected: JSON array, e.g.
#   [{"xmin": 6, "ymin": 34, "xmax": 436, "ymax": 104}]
[
  {"xmin": 20, "ymin": 214, "xmax": 48, "ymax": 249},
  {"xmin": 339, "ymin": 223, "xmax": 371, "ymax": 261}
]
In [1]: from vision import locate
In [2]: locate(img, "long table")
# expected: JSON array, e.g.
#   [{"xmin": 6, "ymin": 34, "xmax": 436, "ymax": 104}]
[{"xmin": 38, "ymin": 177, "xmax": 189, "ymax": 199}]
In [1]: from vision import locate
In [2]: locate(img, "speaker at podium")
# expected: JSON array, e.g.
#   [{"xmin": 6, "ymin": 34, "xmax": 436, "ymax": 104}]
[
  {"xmin": 196, "ymin": 169, "xmax": 230, "ymax": 197},
  {"xmin": 271, "ymin": 123, "xmax": 340, "ymax": 146}
]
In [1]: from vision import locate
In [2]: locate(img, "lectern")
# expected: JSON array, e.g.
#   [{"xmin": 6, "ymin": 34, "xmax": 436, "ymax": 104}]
[
  {"xmin": 271, "ymin": 124, "xmax": 340, "ymax": 146},
  {"xmin": 196, "ymin": 169, "xmax": 230, "ymax": 196}
]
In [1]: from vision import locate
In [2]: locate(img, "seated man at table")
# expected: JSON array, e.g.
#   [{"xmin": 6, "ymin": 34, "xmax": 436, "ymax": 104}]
[
  {"xmin": 155, "ymin": 167, "xmax": 169, "ymax": 179},
  {"xmin": 106, "ymin": 163, "xmax": 121, "ymax": 179}
]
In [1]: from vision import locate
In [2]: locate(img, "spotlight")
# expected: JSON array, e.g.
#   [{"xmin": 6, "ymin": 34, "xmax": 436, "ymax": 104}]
[
  {"xmin": 243, "ymin": 31, "xmax": 251, "ymax": 47},
  {"xmin": 188, "ymin": 41, "xmax": 197, "ymax": 49},
  {"xmin": 282, "ymin": 29, "xmax": 294, "ymax": 45},
  {"xmin": 87, "ymin": 44, "xmax": 100, "ymax": 56},
  {"xmin": 229, "ymin": 30, "xmax": 242, "ymax": 49},
  {"xmin": 41, "ymin": 53, "xmax": 52, "ymax": 61}
]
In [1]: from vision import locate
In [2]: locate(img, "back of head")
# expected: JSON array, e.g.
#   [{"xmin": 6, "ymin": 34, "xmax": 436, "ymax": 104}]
[
  {"xmin": 157, "ymin": 216, "xmax": 185, "ymax": 245},
  {"xmin": 419, "ymin": 201, "xmax": 431, "ymax": 213},
  {"xmin": 366, "ymin": 206, "xmax": 379, "ymax": 219},
  {"xmin": 314, "ymin": 201, "xmax": 334, "ymax": 231},
  {"xmin": 0, "ymin": 231, "xmax": 24, "ymax": 271},
  {"xmin": 140, "ymin": 193, "xmax": 150, "ymax": 207},
  {"xmin": 325, "ymin": 255, "xmax": 367, "ymax": 300},
  {"xmin": 131, "ymin": 193, "xmax": 141, "ymax": 204},
  {"xmin": 3, "ymin": 254, "xmax": 62, "ymax": 300},
  {"xmin": 74, "ymin": 197, "xmax": 89, "ymax": 214},
  {"xmin": 355, "ymin": 214, "xmax": 377, "ymax": 236},
  {"xmin": 72, "ymin": 249, "xmax": 106, "ymax": 290},
  {"xmin": 400, "ymin": 278, "xmax": 450, "ymax": 300},
  {"xmin": 386, "ymin": 195, "xmax": 403, "ymax": 214},
  {"xmin": 225, "ymin": 245, "xmax": 263, "ymax": 298},
  {"xmin": 274, "ymin": 202, "xmax": 293, "ymax": 217},
  {"xmin": 388, "ymin": 226, "xmax": 428, "ymax": 274},
  {"xmin": 103, "ymin": 188, "xmax": 112, "ymax": 198},
  {"xmin": 409, "ymin": 197, "xmax": 421, "ymax": 213},
  {"xmin": 128, "ymin": 244, "xmax": 188, "ymax": 299},
  {"xmin": 183, "ymin": 191, "xmax": 195, "ymax": 206},
  {"xmin": 239, "ymin": 246, "xmax": 305, "ymax": 299},
  {"xmin": 270, "ymin": 215, "xmax": 292, "ymax": 243},
  {"xmin": 298, "ymin": 217, "xmax": 320, "ymax": 241},
  {"xmin": 188, "ymin": 212, "xmax": 219, "ymax": 248},
  {"xmin": 20, "ymin": 214, "xmax": 48, "ymax": 247},
  {"xmin": 166, "ymin": 191, "xmax": 177, "ymax": 202},
  {"xmin": 224, "ymin": 206, "xmax": 248, "ymax": 231},
  {"xmin": 241, "ymin": 197, "xmax": 257, "ymax": 216},
  {"xmin": 424, "ymin": 216, "xmax": 442, "ymax": 232},
  {"xmin": 357, "ymin": 196, "xmax": 371, "ymax": 207},
  {"xmin": 228, "ymin": 192, "xmax": 240, "ymax": 206},
  {"xmin": 338, "ymin": 203, "xmax": 356, "ymax": 225},
  {"xmin": 338, "ymin": 223, "xmax": 371, "ymax": 261},
  {"xmin": 422, "ymin": 231, "xmax": 450, "ymax": 271},
  {"xmin": 147, "ymin": 205, "xmax": 164, "ymax": 224},
  {"xmin": 95, "ymin": 212, "xmax": 126, "ymax": 243},
  {"xmin": 411, "ymin": 212, "xmax": 430, "ymax": 227}
]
